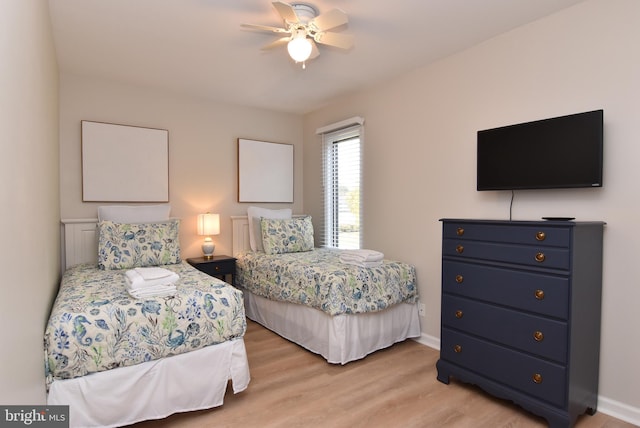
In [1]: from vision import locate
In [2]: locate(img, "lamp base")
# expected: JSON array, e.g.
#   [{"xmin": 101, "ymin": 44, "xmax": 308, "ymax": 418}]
[{"xmin": 202, "ymin": 238, "xmax": 215, "ymax": 260}]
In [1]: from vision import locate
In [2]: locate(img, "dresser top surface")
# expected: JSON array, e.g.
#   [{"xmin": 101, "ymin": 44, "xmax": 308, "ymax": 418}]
[{"xmin": 440, "ymin": 218, "xmax": 605, "ymax": 227}]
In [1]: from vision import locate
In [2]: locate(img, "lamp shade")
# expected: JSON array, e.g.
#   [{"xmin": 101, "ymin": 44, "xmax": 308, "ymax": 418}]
[
  {"xmin": 287, "ymin": 33, "xmax": 312, "ymax": 63},
  {"xmin": 197, "ymin": 213, "xmax": 220, "ymax": 236}
]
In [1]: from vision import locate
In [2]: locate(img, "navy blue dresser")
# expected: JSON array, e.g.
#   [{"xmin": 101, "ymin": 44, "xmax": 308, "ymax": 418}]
[{"xmin": 437, "ymin": 219, "xmax": 604, "ymax": 427}]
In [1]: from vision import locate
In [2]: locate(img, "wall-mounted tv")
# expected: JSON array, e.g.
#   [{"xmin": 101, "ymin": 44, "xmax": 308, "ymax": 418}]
[{"xmin": 477, "ymin": 110, "xmax": 603, "ymax": 191}]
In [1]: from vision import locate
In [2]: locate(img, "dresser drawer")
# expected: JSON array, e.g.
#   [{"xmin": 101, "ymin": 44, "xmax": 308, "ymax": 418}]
[
  {"xmin": 189, "ymin": 259, "xmax": 236, "ymax": 278},
  {"xmin": 201, "ymin": 259, "xmax": 235, "ymax": 275},
  {"xmin": 443, "ymin": 239, "xmax": 570, "ymax": 270},
  {"xmin": 443, "ymin": 222, "xmax": 571, "ymax": 247},
  {"xmin": 442, "ymin": 295, "xmax": 568, "ymax": 362},
  {"xmin": 441, "ymin": 327, "xmax": 567, "ymax": 407},
  {"xmin": 442, "ymin": 260, "xmax": 569, "ymax": 318}
]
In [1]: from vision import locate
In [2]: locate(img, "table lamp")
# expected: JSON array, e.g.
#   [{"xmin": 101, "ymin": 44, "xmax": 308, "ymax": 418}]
[{"xmin": 197, "ymin": 213, "xmax": 220, "ymax": 259}]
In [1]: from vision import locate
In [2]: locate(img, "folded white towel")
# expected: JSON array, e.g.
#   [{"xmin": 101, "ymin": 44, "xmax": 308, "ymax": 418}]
[
  {"xmin": 134, "ymin": 267, "xmax": 175, "ymax": 280},
  {"xmin": 339, "ymin": 249, "xmax": 384, "ymax": 263},
  {"xmin": 127, "ymin": 284, "xmax": 177, "ymax": 299},
  {"xmin": 340, "ymin": 259, "xmax": 383, "ymax": 268},
  {"xmin": 339, "ymin": 249, "xmax": 384, "ymax": 268},
  {"xmin": 124, "ymin": 269, "xmax": 180, "ymax": 291}
]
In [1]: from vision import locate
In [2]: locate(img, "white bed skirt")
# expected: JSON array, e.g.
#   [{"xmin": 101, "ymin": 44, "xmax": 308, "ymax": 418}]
[
  {"xmin": 243, "ymin": 289, "xmax": 421, "ymax": 364},
  {"xmin": 47, "ymin": 338, "xmax": 250, "ymax": 428}
]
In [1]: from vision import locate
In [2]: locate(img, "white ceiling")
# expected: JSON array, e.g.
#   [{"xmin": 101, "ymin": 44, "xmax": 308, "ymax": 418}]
[{"xmin": 48, "ymin": 0, "xmax": 586, "ymax": 115}]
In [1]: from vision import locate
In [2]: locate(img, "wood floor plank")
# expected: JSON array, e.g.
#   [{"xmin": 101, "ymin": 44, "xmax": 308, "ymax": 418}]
[{"xmin": 130, "ymin": 320, "xmax": 634, "ymax": 428}]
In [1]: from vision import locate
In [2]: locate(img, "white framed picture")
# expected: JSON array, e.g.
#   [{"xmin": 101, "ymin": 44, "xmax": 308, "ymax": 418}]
[
  {"xmin": 82, "ymin": 121, "xmax": 169, "ymax": 202},
  {"xmin": 238, "ymin": 138, "xmax": 293, "ymax": 203}
]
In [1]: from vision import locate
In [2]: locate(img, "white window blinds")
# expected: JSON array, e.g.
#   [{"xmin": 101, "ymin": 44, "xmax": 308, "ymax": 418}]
[{"xmin": 316, "ymin": 117, "xmax": 364, "ymax": 249}]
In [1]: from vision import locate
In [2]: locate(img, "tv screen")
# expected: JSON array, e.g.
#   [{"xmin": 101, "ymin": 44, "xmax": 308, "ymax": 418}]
[{"xmin": 477, "ymin": 110, "xmax": 603, "ymax": 191}]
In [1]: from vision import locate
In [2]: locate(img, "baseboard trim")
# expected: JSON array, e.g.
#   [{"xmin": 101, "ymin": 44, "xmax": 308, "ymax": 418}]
[
  {"xmin": 597, "ymin": 395, "xmax": 640, "ymax": 426},
  {"xmin": 412, "ymin": 332, "xmax": 439, "ymax": 351}
]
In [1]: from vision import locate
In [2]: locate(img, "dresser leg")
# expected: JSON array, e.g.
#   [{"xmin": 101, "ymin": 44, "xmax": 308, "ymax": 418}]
[
  {"xmin": 436, "ymin": 359, "xmax": 450, "ymax": 384},
  {"xmin": 545, "ymin": 413, "xmax": 573, "ymax": 428}
]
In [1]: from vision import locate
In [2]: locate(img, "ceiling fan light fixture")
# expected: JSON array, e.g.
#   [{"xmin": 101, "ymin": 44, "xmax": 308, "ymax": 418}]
[
  {"xmin": 242, "ymin": 1, "xmax": 352, "ymax": 67},
  {"xmin": 287, "ymin": 32, "xmax": 312, "ymax": 62}
]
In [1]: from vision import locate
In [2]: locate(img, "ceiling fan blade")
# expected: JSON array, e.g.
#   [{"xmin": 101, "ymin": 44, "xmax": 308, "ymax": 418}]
[
  {"xmin": 261, "ymin": 37, "xmax": 291, "ymax": 50},
  {"xmin": 314, "ymin": 31, "xmax": 354, "ymax": 50},
  {"xmin": 241, "ymin": 23, "xmax": 290, "ymax": 34},
  {"xmin": 310, "ymin": 8, "xmax": 348, "ymax": 31},
  {"xmin": 272, "ymin": 1, "xmax": 299, "ymax": 25},
  {"xmin": 309, "ymin": 39, "xmax": 320, "ymax": 59}
]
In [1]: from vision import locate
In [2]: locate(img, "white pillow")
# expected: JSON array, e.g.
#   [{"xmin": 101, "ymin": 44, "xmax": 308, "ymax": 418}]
[
  {"xmin": 97, "ymin": 204, "xmax": 171, "ymax": 223},
  {"xmin": 247, "ymin": 206, "xmax": 292, "ymax": 252}
]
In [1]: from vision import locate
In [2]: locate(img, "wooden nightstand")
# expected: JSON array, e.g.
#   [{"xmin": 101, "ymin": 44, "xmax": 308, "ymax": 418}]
[{"xmin": 186, "ymin": 255, "xmax": 237, "ymax": 285}]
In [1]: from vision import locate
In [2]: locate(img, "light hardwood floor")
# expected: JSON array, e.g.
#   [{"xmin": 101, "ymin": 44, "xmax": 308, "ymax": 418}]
[{"xmin": 132, "ymin": 320, "xmax": 634, "ymax": 428}]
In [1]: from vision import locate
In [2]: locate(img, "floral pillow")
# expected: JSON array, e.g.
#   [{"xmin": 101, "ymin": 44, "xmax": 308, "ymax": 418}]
[
  {"xmin": 260, "ymin": 216, "xmax": 314, "ymax": 255},
  {"xmin": 98, "ymin": 220, "xmax": 181, "ymax": 270}
]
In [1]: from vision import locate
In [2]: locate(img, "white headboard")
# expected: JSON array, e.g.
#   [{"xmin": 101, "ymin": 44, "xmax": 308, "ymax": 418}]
[
  {"xmin": 61, "ymin": 218, "xmax": 98, "ymax": 270},
  {"xmin": 231, "ymin": 216, "xmax": 251, "ymax": 256}
]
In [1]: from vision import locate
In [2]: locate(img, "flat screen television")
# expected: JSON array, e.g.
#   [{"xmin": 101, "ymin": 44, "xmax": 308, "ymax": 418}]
[{"xmin": 477, "ymin": 110, "xmax": 603, "ymax": 191}]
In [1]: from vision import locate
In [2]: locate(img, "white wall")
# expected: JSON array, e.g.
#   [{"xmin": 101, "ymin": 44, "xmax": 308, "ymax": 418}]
[
  {"xmin": 59, "ymin": 74, "xmax": 304, "ymax": 258},
  {"xmin": 304, "ymin": 0, "xmax": 639, "ymax": 422},
  {"xmin": 0, "ymin": 0, "xmax": 60, "ymax": 403}
]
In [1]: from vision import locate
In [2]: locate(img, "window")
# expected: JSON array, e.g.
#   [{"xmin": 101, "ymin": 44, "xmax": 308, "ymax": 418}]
[{"xmin": 318, "ymin": 120, "xmax": 363, "ymax": 249}]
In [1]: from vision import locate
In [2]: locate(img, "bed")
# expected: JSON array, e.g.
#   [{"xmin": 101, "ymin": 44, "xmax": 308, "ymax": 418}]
[
  {"xmin": 231, "ymin": 211, "xmax": 421, "ymax": 364},
  {"xmin": 48, "ymin": 208, "xmax": 250, "ymax": 428}
]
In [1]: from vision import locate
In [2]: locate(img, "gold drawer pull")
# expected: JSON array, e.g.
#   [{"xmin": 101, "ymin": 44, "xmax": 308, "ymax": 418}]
[
  {"xmin": 535, "ymin": 252, "xmax": 546, "ymax": 263},
  {"xmin": 532, "ymin": 373, "xmax": 543, "ymax": 384},
  {"xmin": 455, "ymin": 310, "xmax": 463, "ymax": 319},
  {"xmin": 214, "ymin": 266, "xmax": 220, "ymax": 271},
  {"xmin": 454, "ymin": 344, "xmax": 462, "ymax": 353},
  {"xmin": 534, "ymin": 289, "xmax": 545, "ymax": 300},
  {"xmin": 535, "ymin": 231, "xmax": 546, "ymax": 241},
  {"xmin": 456, "ymin": 227, "xmax": 464, "ymax": 236},
  {"xmin": 455, "ymin": 275, "xmax": 464, "ymax": 284},
  {"xmin": 533, "ymin": 331, "xmax": 544, "ymax": 342},
  {"xmin": 456, "ymin": 245, "xmax": 464, "ymax": 254}
]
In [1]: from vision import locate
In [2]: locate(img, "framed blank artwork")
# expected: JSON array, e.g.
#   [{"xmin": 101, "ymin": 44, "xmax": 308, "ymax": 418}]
[
  {"xmin": 238, "ymin": 138, "xmax": 294, "ymax": 203},
  {"xmin": 82, "ymin": 121, "xmax": 169, "ymax": 202}
]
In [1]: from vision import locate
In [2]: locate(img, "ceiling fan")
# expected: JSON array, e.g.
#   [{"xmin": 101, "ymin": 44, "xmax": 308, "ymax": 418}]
[{"xmin": 241, "ymin": 1, "xmax": 353, "ymax": 68}]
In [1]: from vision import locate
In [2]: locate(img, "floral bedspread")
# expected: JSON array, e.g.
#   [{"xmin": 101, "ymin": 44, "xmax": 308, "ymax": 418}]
[
  {"xmin": 236, "ymin": 248, "xmax": 418, "ymax": 316},
  {"xmin": 44, "ymin": 262, "xmax": 246, "ymax": 389}
]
